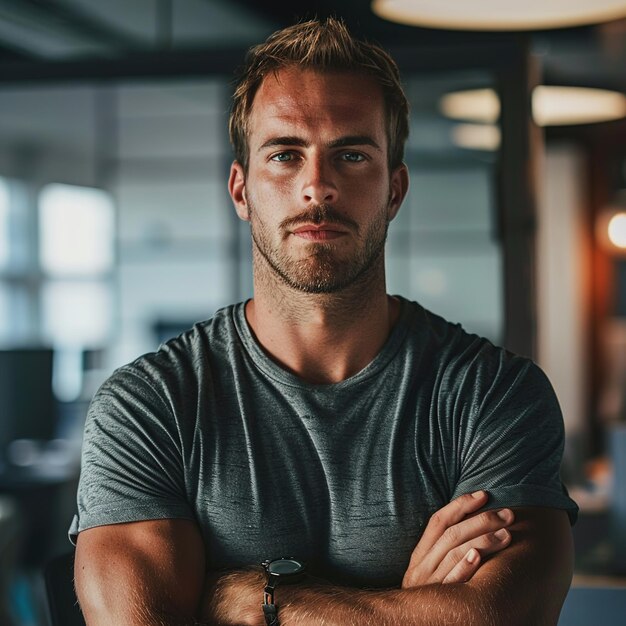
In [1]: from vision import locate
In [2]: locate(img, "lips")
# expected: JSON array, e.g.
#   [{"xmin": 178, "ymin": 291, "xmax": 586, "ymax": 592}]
[{"xmin": 291, "ymin": 224, "xmax": 347, "ymax": 241}]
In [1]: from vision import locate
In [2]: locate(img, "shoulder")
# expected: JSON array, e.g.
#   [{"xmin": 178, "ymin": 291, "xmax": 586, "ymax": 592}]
[
  {"xmin": 399, "ymin": 296, "xmax": 493, "ymax": 361},
  {"xmin": 113, "ymin": 303, "xmax": 239, "ymax": 382},
  {"xmin": 90, "ymin": 303, "xmax": 243, "ymax": 421},
  {"xmin": 399, "ymin": 297, "xmax": 557, "ymax": 410}
]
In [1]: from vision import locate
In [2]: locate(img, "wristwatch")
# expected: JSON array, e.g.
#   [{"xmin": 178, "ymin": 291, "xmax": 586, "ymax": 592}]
[{"xmin": 261, "ymin": 557, "xmax": 306, "ymax": 626}]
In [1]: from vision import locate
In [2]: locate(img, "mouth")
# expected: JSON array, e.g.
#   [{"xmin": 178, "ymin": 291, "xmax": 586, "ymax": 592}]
[{"xmin": 291, "ymin": 223, "xmax": 348, "ymax": 241}]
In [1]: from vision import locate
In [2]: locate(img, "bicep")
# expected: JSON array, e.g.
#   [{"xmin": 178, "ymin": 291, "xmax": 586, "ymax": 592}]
[
  {"xmin": 75, "ymin": 518, "xmax": 206, "ymax": 626},
  {"xmin": 468, "ymin": 507, "xmax": 574, "ymax": 625}
]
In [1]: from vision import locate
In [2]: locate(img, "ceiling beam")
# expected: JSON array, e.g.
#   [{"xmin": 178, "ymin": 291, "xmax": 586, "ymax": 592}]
[
  {"xmin": 0, "ymin": 37, "xmax": 534, "ymax": 86},
  {"xmin": 0, "ymin": 37, "xmax": 532, "ymax": 86},
  {"xmin": 0, "ymin": 46, "xmax": 247, "ymax": 84},
  {"xmin": 0, "ymin": 0, "xmax": 143, "ymax": 50}
]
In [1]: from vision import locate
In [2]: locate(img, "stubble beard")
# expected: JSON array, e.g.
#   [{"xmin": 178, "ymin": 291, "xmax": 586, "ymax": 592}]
[{"xmin": 248, "ymin": 199, "xmax": 390, "ymax": 294}]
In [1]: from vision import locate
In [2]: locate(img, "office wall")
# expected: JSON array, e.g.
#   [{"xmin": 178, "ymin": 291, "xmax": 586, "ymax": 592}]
[
  {"xmin": 109, "ymin": 80, "xmax": 242, "ymax": 369},
  {"xmin": 537, "ymin": 144, "xmax": 589, "ymax": 457}
]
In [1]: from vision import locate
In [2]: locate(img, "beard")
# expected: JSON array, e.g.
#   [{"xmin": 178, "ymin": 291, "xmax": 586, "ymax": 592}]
[{"xmin": 248, "ymin": 199, "xmax": 390, "ymax": 294}]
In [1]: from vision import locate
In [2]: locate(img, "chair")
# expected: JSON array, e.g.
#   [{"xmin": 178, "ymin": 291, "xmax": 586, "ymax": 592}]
[
  {"xmin": 43, "ymin": 551, "xmax": 86, "ymax": 626},
  {"xmin": 558, "ymin": 585, "xmax": 626, "ymax": 625}
]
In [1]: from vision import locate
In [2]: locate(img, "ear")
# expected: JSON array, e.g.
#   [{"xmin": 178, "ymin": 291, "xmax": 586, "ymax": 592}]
[
  {"xmin": 228, "ymin": 160, "xmax": 249, "ymax": 221},
  {"xmin": 387, "ymin": 163, "xmax": 409, "ymax": 222}
]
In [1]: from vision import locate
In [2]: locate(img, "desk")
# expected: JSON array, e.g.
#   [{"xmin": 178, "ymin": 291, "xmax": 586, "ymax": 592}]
[
  {"xmin": 570, "ymin": 507, "xmax": 626, "ymax": 576},
  {"xmin": 559, "ymin": 583, "xmax": 626, "ymax": 626},
  {"xmin": 0, "ymin": 454, "xmax": 79, "ymax": 568}
]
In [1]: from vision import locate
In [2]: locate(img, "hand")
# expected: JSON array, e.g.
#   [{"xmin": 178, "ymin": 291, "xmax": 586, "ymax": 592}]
[{"xmin": 402, "ymin": 491, "xmax": 514, "ymax": 588}]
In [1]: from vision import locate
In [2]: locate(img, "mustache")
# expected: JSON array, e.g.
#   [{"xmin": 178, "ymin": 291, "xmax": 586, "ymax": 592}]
[{"xmin": 280, "ymin": 205, "xmax": 358, "ymax": 233}]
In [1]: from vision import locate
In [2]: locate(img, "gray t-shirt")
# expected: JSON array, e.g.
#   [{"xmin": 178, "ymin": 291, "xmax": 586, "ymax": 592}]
[{"xmin": 69, "ymin": 297, "xmax": 577, "ymax": 587}]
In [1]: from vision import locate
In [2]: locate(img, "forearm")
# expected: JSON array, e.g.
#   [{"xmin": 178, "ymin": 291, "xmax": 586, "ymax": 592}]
[
  {"xmin": 202, "ymin": 569, "xmax": 516, "ymax": 626},
  {"xmin": 202, "ymin": 508, "xmax": 572, "ymax": 626},
  {"xmin": 278, "ymin": 579, "xmax": 502, "ymax": 626}
]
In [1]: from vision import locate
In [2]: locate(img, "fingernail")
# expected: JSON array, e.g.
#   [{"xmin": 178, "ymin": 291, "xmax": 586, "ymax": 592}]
[
  {"xmin": 497, "ymin": 509, "xmax": 512, "ymax": 522},
  {"xmin": 467, "ymin": 548, "xmax": 479, "ymax": 563},
  {"xmin": 471, "ymin": 490, "xmax": 485, "ymax": 499},
  {"xmin": 495, "ymin": 528, "xmax": 509, "ymax": 541}
]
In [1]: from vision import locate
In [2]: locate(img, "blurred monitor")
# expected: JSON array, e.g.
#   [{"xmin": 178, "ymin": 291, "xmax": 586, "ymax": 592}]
[
  {"xmin": 0, "ymin": 348, "xmax": 56, "ymax": 454},
  {"xmin": 153, "ymin": 319, "xmax": 197, "ymax": 345}
]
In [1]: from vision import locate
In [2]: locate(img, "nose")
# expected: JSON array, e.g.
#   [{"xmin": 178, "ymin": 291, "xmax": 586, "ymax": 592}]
[{"xmin": 301, "ymin": 156, "xmax": 338, "ymax": 205}]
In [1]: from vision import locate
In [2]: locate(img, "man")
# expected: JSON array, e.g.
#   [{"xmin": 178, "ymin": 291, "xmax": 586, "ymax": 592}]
[{"xmin": 71, "ymin": 18, "xmax": 578, "ymax": 625}]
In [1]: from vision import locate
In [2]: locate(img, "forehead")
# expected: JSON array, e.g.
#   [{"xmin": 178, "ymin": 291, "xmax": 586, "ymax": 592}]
[{"xmin": 248, "ymin": 67, "xmax": 387, "ymax": 145}]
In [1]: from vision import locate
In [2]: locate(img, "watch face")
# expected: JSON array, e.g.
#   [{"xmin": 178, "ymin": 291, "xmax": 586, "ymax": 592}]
[{"xmin": 267, "ymin": 558, "xmax": 305, "ymax": 576}]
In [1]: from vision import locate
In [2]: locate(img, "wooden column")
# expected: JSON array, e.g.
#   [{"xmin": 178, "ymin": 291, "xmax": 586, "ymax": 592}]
[{"xmin": 496, "ymin": 37, "xmax": 541, "ymax": 359}]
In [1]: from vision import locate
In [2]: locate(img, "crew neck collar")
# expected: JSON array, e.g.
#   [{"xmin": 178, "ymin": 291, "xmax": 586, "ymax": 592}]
[{"xmin": 233, "ymin": 296, "xmax": 414, "ymax": 390}]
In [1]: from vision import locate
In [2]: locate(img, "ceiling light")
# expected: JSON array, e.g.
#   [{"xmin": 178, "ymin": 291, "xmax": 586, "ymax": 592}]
[
  {"xmin": 451, "ymin": 123, "xmax": 501, "ymax": 151},
  {"xmin": 440, "ymin": 89, "xmax": 500, "ymax": 124},
  {"xmin": 533, "ymin": 86, "xmax": 626, "ymax": 126},
  {"xmin": 596, "ymin": 207, "xmax": 626, "ymax": 254},
  {"xmin": 439, "ymin": 86, "xmax": 626, "ymax": 126},
  {"xmin": 608, "ymin": 212, "xmax": 626, "ymax": 249},
  {"xmin": 372, "ymin": 0, "xmax": 626, "ymax": 31}
]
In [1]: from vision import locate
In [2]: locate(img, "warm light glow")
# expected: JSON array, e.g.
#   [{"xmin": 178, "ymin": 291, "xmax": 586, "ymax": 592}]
[
  {"xmin": 451, "ymin": 123, "xmax": 501, "ymax": 151},
  {"xmin": 372, "ymin": 0, "xmax": 626, "ymax": 31},
  {"xmin": 440, "ymin": 89, "xmax": 500, "ymax": 124},
  {"xmin": 608, "ymin": 213, "xmax": 626, "ymax": 249},
  {"xmin": 533, "ymin": 86, "xmax": 626, "ymax": 126},
  {"xmin": 439, "ymin": 86, "xmax": 626, "ymax": 127}
]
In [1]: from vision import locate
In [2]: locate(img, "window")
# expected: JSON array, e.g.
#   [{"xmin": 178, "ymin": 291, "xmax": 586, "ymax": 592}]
[
  {"xmin": 37, "ymin": 183, "xmax": 115, "ymax": 401},
  {"xmin": 41, "ymin": 281, "xmax": 112, "ymax": 347},
  {"xmin": 0, "ymin": 178, "xmax": 9, "ymax": 269},
  {"xmin": 39, "ymin": 183, "xmax": 115, "ymax": 276},
  {"xmin": 1, "ymin": 180, "xmax": 116, "ymax": 348}
]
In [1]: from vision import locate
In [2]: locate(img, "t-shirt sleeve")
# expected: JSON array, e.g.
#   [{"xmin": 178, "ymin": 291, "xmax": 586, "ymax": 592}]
[
  {"xmin": 449, "ymin": 351, "xmax": 578, "ymax": 524},
  {"xmin": 68, "ymin": 366, "xmax": 194, "ymax": 545}
]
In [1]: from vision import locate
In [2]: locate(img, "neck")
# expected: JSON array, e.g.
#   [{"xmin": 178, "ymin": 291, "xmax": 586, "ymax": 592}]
[{"xmin": 245, "ymin": 254, "xmax": 399, "ymax": 384}]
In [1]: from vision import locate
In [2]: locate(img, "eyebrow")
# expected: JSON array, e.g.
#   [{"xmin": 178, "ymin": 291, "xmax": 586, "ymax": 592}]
[{"xmin": 258, "ymin": 135, "xmax": 382, "ymax": 152}]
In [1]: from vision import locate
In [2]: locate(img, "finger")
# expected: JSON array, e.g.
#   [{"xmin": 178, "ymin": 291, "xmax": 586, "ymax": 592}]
[
  {"xmin": 435, "ymin": 508, "xmax": 514, "ymax": 556},
  {"xmin": 416, "ymin": 508, "xmax": 514, "ymax": 578},
  {"xmin": 404, "ymin": 491, "xmax": 489, "ymax": 583},
  {"xmin": 433, "ymin": 527, "xmax": 512, "ymax": 582},
  {"xmin": 441, "ymin": 548, "xmax": 481, "ymax": 584},
  {"xmin": 410, "ymin": 491, "xmax": 488, "ymax": 561}
]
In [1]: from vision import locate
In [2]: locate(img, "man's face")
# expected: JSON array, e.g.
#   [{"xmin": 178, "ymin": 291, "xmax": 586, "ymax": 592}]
[{"xmin": 229, "ymin": 67, "xmax": 407, "ymax": 293}]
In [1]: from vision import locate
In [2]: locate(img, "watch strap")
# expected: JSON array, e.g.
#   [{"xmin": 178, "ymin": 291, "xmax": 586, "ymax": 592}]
[
  {"xmin": 261, "ymin": 558, "xmax": 305, "ymax": 626},
  {"xmin": 263, "ymin": 602, "xmax": 279, "ymax": 626},
  {"xmin": 263, "ymin": 575, "xmax": 279, "ymax": 626}
]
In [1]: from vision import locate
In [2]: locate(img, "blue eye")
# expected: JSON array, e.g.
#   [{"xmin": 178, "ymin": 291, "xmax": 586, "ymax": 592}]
[
  {"xmin": 342, "ymin": 152, "xmax": 365, "ymax": 162},
  {"xmin": 271, "ymin": 152, "xmax": 293, "ymax": 162}
]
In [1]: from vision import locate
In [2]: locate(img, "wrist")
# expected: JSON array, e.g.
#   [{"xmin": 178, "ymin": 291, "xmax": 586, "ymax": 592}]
[
  {"xmin": 201, "ymin": 568, "xmax": 265, "ymax": 626},
  {"xmin": 261, "ymin": 558, "xmax": 306, "ymax": 626}
]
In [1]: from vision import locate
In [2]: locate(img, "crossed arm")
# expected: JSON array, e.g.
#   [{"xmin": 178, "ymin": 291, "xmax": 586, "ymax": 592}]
[{"xmin": 74, "ymin": 491, "xmax": 574, "ymax": 626}]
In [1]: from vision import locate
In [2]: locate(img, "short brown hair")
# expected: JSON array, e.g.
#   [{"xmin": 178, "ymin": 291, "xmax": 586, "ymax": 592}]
[{"xmin": 229, "ymin": 17, "xmax": 409, "ymax": 171}]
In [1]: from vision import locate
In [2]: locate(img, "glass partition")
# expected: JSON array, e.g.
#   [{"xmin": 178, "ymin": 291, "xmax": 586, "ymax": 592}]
[{"xmin": 387, "ymin": 72, "xmax": 502, "ymax": 343}]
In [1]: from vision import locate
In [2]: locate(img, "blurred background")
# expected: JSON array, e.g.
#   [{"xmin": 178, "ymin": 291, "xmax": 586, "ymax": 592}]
[{"xmin": 0, "ymin": 1, "xmax": 625, "ymax": 624}]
